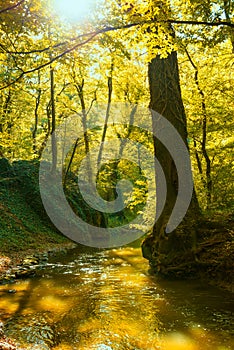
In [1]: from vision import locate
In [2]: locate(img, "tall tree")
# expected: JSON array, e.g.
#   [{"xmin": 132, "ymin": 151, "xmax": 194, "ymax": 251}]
[
  {"xmin": 138, "ymin": 0, "xmax": 203, "ymax": 274},
  {"xmin": 142, "ymin": 44, "xmax": 201, "ymax": 274}
]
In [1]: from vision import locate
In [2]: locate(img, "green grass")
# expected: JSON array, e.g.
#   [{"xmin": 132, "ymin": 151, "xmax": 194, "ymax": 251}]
[{"xmin": 0, "ymin": 159, "xmax": 69, "ymax": 254}]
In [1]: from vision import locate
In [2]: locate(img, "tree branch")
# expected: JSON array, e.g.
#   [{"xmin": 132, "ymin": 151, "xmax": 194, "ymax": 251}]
[
  {"xmin": 0, "ymin": 0, "xmax": 26, "ymax": 14},
  {"xmin": 168, "ymin": 18, "xmax": 234, "ymax": 28},
  {"xmin": 0, "ymin": 32, "xmax": 98, "ymax": 90},
  {"xmin": 1, "ymin": 18, "xmax": 233, "ymax": 90},
  {"xmin": 2, "ymin": 18, "xmax": 234, "ymax": 55}
]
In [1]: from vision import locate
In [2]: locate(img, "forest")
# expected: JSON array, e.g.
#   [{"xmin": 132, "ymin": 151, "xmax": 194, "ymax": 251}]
[{"xmin": 0, "ymin": 0, "xmax": 233, "ymax": 349}]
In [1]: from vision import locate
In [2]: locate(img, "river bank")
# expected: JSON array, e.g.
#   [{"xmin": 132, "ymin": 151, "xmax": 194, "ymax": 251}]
[
  {"xmin": 1, "ymin": 219, "xmax": 233, "ymax": 293},
  {"xmin": 0, "ymin": 159, "xmax": 233, "ymax": 292},
  {"xmin": 0, "ymin": 242, "xmax": 78, "ymax": 284},
  {"xmin": 0, "ymin": 158, "xmax": 77, "ymax": 287}
]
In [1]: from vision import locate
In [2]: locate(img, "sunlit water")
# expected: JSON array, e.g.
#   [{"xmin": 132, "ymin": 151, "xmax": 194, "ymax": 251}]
[{"xmin": 0, "ymin": 247, "xmax": 233, "ymax": 349}]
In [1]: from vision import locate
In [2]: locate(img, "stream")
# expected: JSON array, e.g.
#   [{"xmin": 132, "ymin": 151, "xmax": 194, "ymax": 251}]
[{"xmin": 0, "ymin": 246, "xmax": 233, "ymax": 350}]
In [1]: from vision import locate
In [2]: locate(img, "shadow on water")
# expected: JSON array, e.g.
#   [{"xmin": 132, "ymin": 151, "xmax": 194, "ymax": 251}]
[{"xmin": 0, "ymin": 246, "xmax": 233, "ymax": 349}]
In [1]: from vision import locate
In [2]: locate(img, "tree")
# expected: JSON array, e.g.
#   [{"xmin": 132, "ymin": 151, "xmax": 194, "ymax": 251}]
[
  {"xmin": 142, "ymin": 47, "xmax": 201, "ymax": 275},
  {"xmin": 179, "ymin": 41, "xmax": 234, "ymax": 212},
  {"xmin": 141, "ymin": 0, "xmax": 233, "ymax": 274}
]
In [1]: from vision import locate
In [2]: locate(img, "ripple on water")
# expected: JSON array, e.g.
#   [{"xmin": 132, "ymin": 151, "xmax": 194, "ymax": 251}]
[{"xmin": 0, "ymin": 247, "xmax": 233, "ymax": 350}]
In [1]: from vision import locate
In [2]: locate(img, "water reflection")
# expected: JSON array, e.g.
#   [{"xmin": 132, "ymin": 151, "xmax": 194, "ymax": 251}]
[{"xmin": 0, "ymin": 247, "xmax": 233, "ymax": 349}]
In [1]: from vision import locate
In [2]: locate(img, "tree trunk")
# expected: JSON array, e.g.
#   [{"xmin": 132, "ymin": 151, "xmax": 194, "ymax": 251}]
[
  {"xmin": 32, "ymin": 71, "xmax": 41, "ymax": 155},
  {"xmin": 50, "ymin": 65, "xmax": 57, "ymax": 174},
  {"xmin": 223, "ymin": 0, "xmax": 234, "ymax": 52},
  {"xmin": 142, "ymin": 50, "xmax": 201, "ymax": 276},
  {"xmin": 97, "ymin": 75, "xmax": 113, "ymax": 167},
  {"xmin": 185, "ymin": 48, "xmax": 212, "ymax": 208}
]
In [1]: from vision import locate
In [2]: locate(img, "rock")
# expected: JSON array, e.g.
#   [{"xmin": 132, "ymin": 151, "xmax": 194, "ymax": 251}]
[
  {"xmin": 22, "ymin": 257, "xmax": 39, "ymax": 266},
  {"xmin": 0, "ymin": 244, "xmax": 76, "ymax": 285},
  {"xmin": 0, "ymin": 340, "xmax": 16, "ymax": 349},
  {"xmin": 3, "ymin": 275, "xmax": 15, "ymax": 281},
  {"xmin": 5, "ymin": 312, "xmax": 57, "ymax": 349},
  {"xmin": 0, "ymin": 321, "xmax": 4, "ymax": 335}
]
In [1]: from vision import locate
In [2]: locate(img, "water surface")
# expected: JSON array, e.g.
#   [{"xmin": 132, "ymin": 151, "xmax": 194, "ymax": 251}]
[{"xmin": 0, "ymin": 247, "xmax": 233, "ymax": 349}]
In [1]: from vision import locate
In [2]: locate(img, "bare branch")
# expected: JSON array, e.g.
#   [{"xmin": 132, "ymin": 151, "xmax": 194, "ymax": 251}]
[
  {"xmin": 0, "ymin": 32, "xmax": 98, "ymax": 91},
  {"xmin": 169, "ymin": 18, "xmax": 234, "ymax": 28},
  {"xmin": 2, "ymin": 18, "xmax": 234, "ymax": 55},
  {"xmin": 1, "ymin": 17, "xmax": 233, "ymax": 90},
  {"xmin": 0, "ymin": 0, "xmax": 26, "ymax": 14},
  {"xmin": 1, "ymin": 22, "xmax": 144, "ymax": 56}
]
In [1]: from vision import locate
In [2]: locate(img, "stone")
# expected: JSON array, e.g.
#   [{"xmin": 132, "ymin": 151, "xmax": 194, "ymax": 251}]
[
  {"xmin": 0, "ymin": 341, "xmax": 16, "ymax": 350},
  {"xmin": 5, "ymin": 312, "xmax": 57, "ymax": 349}
]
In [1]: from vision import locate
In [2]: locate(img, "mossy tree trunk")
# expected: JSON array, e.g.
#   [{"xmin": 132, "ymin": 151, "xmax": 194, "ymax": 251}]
[{"xmin": 142, "ymin": 50, "xmax": 201, "ymax": 276}]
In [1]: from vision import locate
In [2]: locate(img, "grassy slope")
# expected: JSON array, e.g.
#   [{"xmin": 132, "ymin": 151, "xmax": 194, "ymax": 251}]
[{"xmin": 0, "ymin": 159, "xmax": 69, "ymax": 255}]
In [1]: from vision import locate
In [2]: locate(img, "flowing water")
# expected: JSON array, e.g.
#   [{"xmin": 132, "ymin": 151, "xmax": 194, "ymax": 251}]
[{"xmin": 0, "ymin": 246, "xmax": 233, "ymax": 350}]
